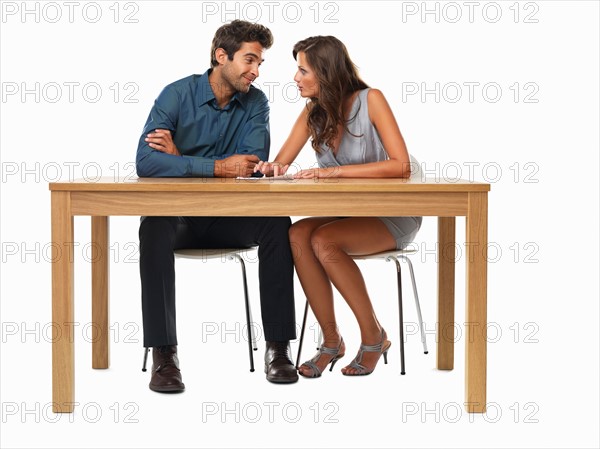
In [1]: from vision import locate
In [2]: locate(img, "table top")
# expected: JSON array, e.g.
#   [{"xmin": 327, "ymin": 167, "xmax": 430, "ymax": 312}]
[{"xmin": 49, "ymin": 177, "xmax": 491, "ymax": 193}]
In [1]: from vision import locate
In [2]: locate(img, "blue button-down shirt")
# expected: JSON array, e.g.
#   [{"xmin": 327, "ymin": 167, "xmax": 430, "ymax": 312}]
[{"xmin": 136, "ymin": 69, "xmax": 270, "ymax": 177}]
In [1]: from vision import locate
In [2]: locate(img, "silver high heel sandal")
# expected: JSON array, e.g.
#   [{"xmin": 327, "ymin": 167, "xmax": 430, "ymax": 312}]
[
  {"xmin": 299, "ymin": 339, "xmax": 345, "ymax": 378},
  {"xmin": 342, "ymin": 329, "xmax": 391, "ymax": 376}
]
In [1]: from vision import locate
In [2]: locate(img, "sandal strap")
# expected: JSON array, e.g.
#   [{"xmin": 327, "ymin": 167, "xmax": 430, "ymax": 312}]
[
  {"xmin": 319, "ymin": 345, "xmax": 342, "ymax": 356},
  {"xmin": 359, "ymin": 328, "xmax": 387, "ymax": 354},
  {"xmin": 301, "ymin": 360, "xmax": 323, "ymax": 377},
  {"xmin": 359, "ymin": 342, "xmax": 384, "ymax": 353},
  {"xmin": 346, "ymin": 329, "xmax": 388, "ymax": 372},
  {"xmin": 347, "ymin": 359, "xmax": 368, "ymax": 374},
  {"xmin": 300, "ymin": 340, "xmax": 344, "ymax": 377}
]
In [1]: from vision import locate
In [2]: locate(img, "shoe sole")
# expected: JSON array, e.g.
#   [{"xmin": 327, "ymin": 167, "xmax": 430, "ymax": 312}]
[
  {"xmin": 149, "ymin": 384, "xmax": 186, "ymax": 393},
  {"xmin": 265, "ymin": 376, "xmax": 299, "ymax": 384},
  {"xmin": 264, "ymin": 365, "xmax": 299, "ymax": 384},
  {"xmin": 341, "ymin": 371, "xmax": 372, "ymax": 376}
]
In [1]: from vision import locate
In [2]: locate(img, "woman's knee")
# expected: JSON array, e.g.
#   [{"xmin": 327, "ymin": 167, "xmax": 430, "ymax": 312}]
[
  {"xmin": 290, "ymin": 220, "xmax": 325, "ymax": 261},
  {"xmin": 289, "ymin": 219, "xmax": 317, "ymax": 245},
  {"xmin": 310, "ymin": 227, "xmax": 341, "ymax": 263}
]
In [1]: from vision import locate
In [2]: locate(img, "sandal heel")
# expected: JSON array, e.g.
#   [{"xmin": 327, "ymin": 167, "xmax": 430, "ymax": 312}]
[{"xmin": 329, "ymin": 355, "xmax": 343, "ymax": 372}]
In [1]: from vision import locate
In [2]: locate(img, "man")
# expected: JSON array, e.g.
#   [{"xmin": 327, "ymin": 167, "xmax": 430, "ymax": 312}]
[{"xmin": 135, "ymin": 20, "xmax": 298, "ymax": 392}]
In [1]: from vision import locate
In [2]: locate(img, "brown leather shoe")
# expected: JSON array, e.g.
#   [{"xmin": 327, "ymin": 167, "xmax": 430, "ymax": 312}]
[
  {"xmin": 264, "ymin": 341, "xmax": 299, "ymax": 384},
  {"xmin": 149, "ymin": 345, "xmax": 185, "ymax": 393}
]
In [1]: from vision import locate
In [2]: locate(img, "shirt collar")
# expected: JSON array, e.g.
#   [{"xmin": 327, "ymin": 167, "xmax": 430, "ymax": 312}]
[{"xmin": 197, "ymin": 69, "xmax": 249, "ymax": 110}]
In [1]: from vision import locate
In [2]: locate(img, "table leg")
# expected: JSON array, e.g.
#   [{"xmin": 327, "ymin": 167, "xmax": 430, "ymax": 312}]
[
  {"xmin": 465, "ymin": 192, "xmax": 488, "ymax": 413},
  {"xmin": 51, "ymin": 192, "xmax": 74, "ymax": 413},
  {"xmin": 437, "ymin": 217, "xmax": 456, "ymax": 370},
  {"xmin": 92, "ymin": 216, "xmax": 110, "ymax": 369}
]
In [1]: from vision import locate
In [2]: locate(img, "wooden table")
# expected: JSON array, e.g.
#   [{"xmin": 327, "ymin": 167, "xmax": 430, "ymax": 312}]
[{"xmin": 49, "ymin": 177, "xmax": 490, "ymax": 413}]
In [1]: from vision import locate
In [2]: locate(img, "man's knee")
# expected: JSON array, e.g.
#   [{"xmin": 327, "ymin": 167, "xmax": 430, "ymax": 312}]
[
  {"xmin": 270, "ymin": 216, "xmax": 292, "ymax": 231},
  {"xmin": 139, "ymin": 217, "xmax": 178, "ymax": 241},
  {"xmin": 139, "ymin": 217, "xmax": 179, "ymax": 258},
  {"xmin": 260, "ymin": 216, "xmax": 291, "ymax": 241}
]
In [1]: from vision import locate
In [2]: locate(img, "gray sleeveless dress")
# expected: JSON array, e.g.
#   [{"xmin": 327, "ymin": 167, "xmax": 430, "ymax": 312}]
[{"xmin": 315, "ymin": 88, "xmax": 422, "ymax": 249}]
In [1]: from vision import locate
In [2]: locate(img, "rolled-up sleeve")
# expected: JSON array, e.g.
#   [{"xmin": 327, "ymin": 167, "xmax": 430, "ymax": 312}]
[
  {"xmin": 136, "ymin": 85, "xmax": 216, "ymax": 177},
  {"xmin": 136, "ymin": 73, "xmax": 271, "ymax": 178}
]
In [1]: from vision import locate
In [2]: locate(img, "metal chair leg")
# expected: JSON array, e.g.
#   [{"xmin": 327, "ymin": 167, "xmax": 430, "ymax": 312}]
[
  {"xmin": 389, "ymin": 256, "xmax": 406, "ymax": 375},
  {"xmin": 317, "ymin": 327, "xmax": 322, "ymax": 350},
  {"xmin": 399, "ymin": 255, "xmax": 428, "ymax": 354},
  {"xmin": 295, "ymin": 300, "xmax": 309, "ymax": 369},
  {"xmin": 141, "ymin": 347, "xmax": 150, "ymax": 372},
  {"xmin": 234, "ymin": 254, "xmax": 255, "ymax": 372},
  {"xmin": 235, "ymin": 254, "xmax": 258, "ymax": 351}
]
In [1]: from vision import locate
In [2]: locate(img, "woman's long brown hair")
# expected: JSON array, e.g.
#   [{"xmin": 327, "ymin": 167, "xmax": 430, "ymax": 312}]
[{"xmin": 293, "ymin": 36, "xmax": 369, "ymax": 152}]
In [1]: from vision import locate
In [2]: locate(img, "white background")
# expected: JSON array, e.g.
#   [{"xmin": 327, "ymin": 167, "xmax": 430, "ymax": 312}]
[{"xmin": 1, "ymin": 1, "xmax": 599, "ymax": 448}]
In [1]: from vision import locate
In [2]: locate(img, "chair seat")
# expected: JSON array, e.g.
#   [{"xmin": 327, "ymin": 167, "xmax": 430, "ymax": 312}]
[
  {"xmin": 172, "ymin": 246, "xmax": 258, "ymax": 372},
  {"xmin": 174, "ymin": 247, "xmax": 257, "ymax": 260},
  {"xmin": 351, "ymin": 248, "xmax": 417, "ymax": 260}
]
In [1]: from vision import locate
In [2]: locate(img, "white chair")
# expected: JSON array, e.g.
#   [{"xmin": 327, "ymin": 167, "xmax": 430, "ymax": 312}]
[
  {"xmin": 142, "ymin": 247, "xmax": 259, "ymax": 373},
  {"xmin": 295, "ymin": 248, "xmax": 428, "ymax": 375}
]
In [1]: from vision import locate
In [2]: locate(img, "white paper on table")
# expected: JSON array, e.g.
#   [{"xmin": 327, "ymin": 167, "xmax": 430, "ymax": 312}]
[{"xmin": 236, "ymin": 174, "xmax": 297, "ymax": 180}]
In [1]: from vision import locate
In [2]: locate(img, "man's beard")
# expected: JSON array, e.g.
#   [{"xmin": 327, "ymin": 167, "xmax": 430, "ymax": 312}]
[{"xmin": 221, "ymin": 64, "xmax": 251, "ymax": 94}]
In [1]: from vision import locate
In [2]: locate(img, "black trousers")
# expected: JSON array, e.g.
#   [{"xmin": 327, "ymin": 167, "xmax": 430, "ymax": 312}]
[{"xmin": 139, "ymin": 216, "xmax": 296, "ymax": 347}]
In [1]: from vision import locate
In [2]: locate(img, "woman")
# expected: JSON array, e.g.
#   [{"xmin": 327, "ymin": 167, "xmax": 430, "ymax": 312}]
[{"xmin": 255, "ymin": 36, "xmax": 422, "ymax": 377}]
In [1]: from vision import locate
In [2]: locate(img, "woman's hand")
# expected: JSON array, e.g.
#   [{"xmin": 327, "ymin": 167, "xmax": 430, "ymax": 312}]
[
  {"xmin": 293, "ymin": 167, "xmax": 341, "ymax": 179},
  {"xmin": 254, "ymin": 161, "xmax": 290, "ymax": 177}
]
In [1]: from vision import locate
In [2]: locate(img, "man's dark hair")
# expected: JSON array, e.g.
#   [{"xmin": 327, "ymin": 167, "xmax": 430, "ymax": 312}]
[{"xmin": 210, "ymin": 20, "xmax": 273, "ymax": 67}]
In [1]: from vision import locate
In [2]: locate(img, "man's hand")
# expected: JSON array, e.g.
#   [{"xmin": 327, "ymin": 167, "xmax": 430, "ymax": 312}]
[
  {"xmin": 214, "ymin": 154, "xmax": 260, "ymax": 177},
  {"xmin": 145, "ymin": 129, "xmax": 180, "ymax": 156}
]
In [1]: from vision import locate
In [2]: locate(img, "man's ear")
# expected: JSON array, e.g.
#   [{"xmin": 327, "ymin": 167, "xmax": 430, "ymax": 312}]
[{"xmin": 214, "ymin": 48, "xmax": 228, "ymax": 65}]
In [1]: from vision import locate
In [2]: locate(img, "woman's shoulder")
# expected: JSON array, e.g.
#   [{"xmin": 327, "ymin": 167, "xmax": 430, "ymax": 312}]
[
  {"xmin": 353, "ymin": 87, "xmax": 385, "ymax": 110},
  {"xmin": 365, "ymin": 87, "xmax": 387, "ymax": 104},
  {"xmin": 365, "ymin": 88, "xmax": 392, "ymax": 111},
  {"xmin": 364, "ymin": 88, "xmax": 394, "ymax": 124}
]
